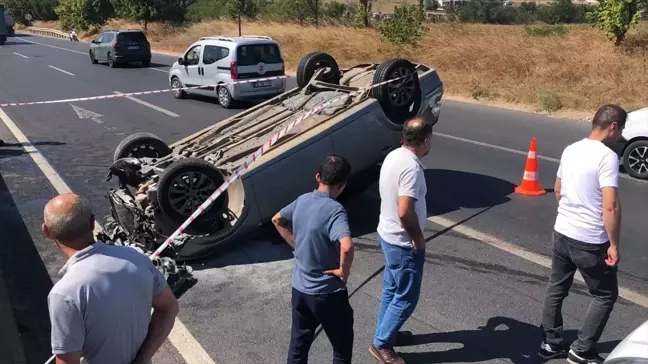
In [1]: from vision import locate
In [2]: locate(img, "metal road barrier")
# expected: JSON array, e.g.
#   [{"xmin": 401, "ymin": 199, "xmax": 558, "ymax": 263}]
[{"xmin": 25, "ymin": 26, "xmax": 69, "ymax": 39}]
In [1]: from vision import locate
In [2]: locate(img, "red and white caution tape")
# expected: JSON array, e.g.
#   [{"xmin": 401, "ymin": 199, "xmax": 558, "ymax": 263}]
[
  {"xmin": 0, "ymin": 75, "xmax": 289, "ymax": 108},
  {"xmin": 150, "ymin": 72, "xmax": 413, "ymax": 258}
]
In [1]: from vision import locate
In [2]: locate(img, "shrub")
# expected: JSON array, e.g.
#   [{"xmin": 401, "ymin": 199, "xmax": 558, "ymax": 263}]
[
  {"xmin": 54, "ymin": 0, "xmax": 113, "ymax": 31},
  {"xmin": 379, "ymin": 4, "xmax": 426, "ymax": 45},
  {"xmin": 586, "ymin": 0, "xmax": 641, "ymax": 45},
  {"xmin": 539, "ymin": 88, "xmax": 563, "ymax": 111}
]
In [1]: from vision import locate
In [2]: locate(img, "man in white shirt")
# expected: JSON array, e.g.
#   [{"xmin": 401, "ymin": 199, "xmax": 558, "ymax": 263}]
[
  {"xmin": 538, "ymin": 105, "xmax": 625, "ymax": 364},
  {"xmin": 369, "ymin": 118, "xmax": 431, "ymax": 364}
]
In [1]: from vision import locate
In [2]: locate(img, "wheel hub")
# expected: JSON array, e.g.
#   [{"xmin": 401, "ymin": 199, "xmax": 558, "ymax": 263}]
[
  {"xmin": 168, "ymin": 172, "xmax": 217, "ymax": 216},
  {"xmin": 628, "ymin": 146, "xmax": 648, "ymax": 176},
  {"xmin": 387, "ymin": 67, "xmax": 415, "ymax": 107}
]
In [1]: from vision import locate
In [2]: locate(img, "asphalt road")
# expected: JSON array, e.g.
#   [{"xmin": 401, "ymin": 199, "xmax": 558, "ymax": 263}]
[{"xmin": 0, "ymin": 33, "xmax": 646, "ymax": 364}]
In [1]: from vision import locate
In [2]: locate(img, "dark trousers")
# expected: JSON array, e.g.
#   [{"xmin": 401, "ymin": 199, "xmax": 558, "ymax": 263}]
[
  {"xmin": 287, "ymin": 288, "xmax": 354, "ymax": 364},
  {"xmin": 541, "ymin": 231, "xmax": 619, "ymax": 353}
]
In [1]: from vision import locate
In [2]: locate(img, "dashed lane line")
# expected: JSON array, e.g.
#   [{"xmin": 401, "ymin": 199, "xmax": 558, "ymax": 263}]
[
  {"xmin": 48, "ymin": 65, "xmax": 75, "ymax": 76},
  {"xmin": 13, "ymin": 52, "xmax": 29, "ymax": 59},
  {"xmin": 113, "ymin": 91, "xmax": 179, "ymax": 118},
  {"xmin": 0, "ymin": 108, "xmax": 216, "ymax": 364}
]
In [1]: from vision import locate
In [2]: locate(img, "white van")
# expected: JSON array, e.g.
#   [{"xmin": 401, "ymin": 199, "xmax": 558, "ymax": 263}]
[{"xmin": 168, "ymin": 35, "xmax": 286, "ymax": 108}]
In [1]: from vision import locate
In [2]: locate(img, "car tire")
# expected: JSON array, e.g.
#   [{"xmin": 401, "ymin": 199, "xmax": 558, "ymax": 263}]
[
  {"xmin": 157, "ymin": 158, "xmax": 227, "ymax": 235},
  {"xmin": 371, "ymin": 58, "xmax": 422, "ymax": 125},
  {"xmin": 171, "ymin": 77, "xmax": 187, "ymax": 99},
  {"xmin": 108, "ymin": 53, "xmax": 117, "ymax": 68},
  {"xmin": 142, "ymin": 59, "xmax": 151, "ymax": 67},
  {"xmin": 622, "ymin": 139, "xmax": 648, "ymax": 180},
  {"xmin": 113, "ymin": 132, "xmax": 173, "ymax": 162},
  {"xmin": 89, "ymin": 51, "xmax": 98, "ymax": 64},
  {"xmin": 217, "ymin": 86, "xmax": 234, "ymax": 109},
  {"xmin": 296, "ymin": 52, "xmax": 341, "ymax": 88}
]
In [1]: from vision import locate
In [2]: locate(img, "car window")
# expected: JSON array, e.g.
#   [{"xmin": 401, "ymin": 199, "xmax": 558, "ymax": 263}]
[
  {"xmin": 202, "ymin": 46, "xmax": 229, "ymax": 65},
  {"xmin": 185, "ymin": 45, "xmax": 202, "ymax": 66},
  {"xmin": 236, "ymin": 44, "xmax": 282, "ymax": 66},
  {"xmin": 103, "ymin": 33, "xmax": 114, "ymax": 43},
  {"xmin": 96, "ymin": 35, "xmax": 104, "ymax": 43},
  {"xmin": 118, "ymin": 32, "xmax": 147, "ymax": 43}
]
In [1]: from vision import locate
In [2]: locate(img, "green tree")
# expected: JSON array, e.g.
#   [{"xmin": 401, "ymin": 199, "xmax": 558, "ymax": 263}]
[
  {"xmin": 55, "ymin": 0, "xmax": 112, "ymax": 31},
  {"xmin": 354, "ymin": 0, "xmax": 371, "ymax": 27},
  {"xmin": 586, "ymin": 0, "xmax": 640, "ymax": 45},
  {"xmin": 112, "ymin": 0, "xmax": 192, "ymax": 29},
  {"xmin": 379, "ymin": 3, "xmax": 426, "ymax": 45}
]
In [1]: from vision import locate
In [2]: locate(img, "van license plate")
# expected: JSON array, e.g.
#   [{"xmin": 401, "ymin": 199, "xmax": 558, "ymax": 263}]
[
  {"xmin": 253, "ymin": 81, "xmax": 271, "ymax": 88},
  {"xmin": 128, "ymin": 46, "xmax": 139, "ymax": 50}
]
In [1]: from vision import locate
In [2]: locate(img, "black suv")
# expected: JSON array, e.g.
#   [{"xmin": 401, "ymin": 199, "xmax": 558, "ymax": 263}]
[{"xmin": 90, "ymin": 29, "xmax": 152, "ymax": 68}]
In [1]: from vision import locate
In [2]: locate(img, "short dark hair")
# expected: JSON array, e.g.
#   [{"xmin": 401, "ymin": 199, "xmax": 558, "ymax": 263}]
[
  {"xmin": 592, "ymin": 104, "xmax": 627, "ymax": 130},
  {"xmin": 402, "ymin": 119, "xmax": 433, "ymax": 147},
  {"xmin": 318, "ymin": 155, "xmax": 351, "ymax": 186}
]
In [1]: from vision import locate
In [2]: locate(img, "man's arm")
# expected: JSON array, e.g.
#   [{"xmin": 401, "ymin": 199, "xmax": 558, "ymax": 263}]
[
  {"xmin": 599, "ymin": 152, "xmax": 621, "ymax": 267},
  {"xmin": 398, "ymin": 196, "xmax": 425, "ymax": 250},
  {"xmin": 554, "ymin": 177, "xmax": 562, "ymax": 202},
  {"xmin": 133, "ymin": 287, "xmax": 179, "ymax": 364},
  {"xmin": 323, "ymin": 208, "xmax": 354, "ymax": 282},
  {"xmin": 48, "ymin": 294, "xmax": 84, "ymax": 364},
  {"xmin": 272, "ymin": 199, "xmax": 297, "ymax": 249}
]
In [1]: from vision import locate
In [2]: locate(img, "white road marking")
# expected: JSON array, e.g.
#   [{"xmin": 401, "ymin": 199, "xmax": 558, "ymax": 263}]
[
  {"xmin": 48, "ymin": 65, "xmax": 75, "ymax": 76},
  {"xmin": 71, "ymin": 104, "xmax": 104, "ymax": 124},
  {"xmin": 427, "ymin": 215, "xmax": 648, "ymax": 309},
  {"xmin": 16, "ymin": 37, "xmax": 87, "ymax": 55},
  {"xmin": 149, "ymin": 68, "xmax": 169, "ymax": 73},
  {"xmin": 0, "ymin": 109, "xmax": 215, "ymax": 363},
  {"xmin": 13, "ymin": 52, "xmax": 29, "ymax": 59},
  {"xmin": 113, "ymin": 91, "xmax": 179, "ymax": 117},
  {"xmin": 434, "ymin": 132, "xmax": 648, "ymax": 184}
]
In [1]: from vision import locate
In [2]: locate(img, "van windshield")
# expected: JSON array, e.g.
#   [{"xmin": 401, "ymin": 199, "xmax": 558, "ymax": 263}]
[
  {"xmin": 236, "ymin": 44, "xmax": 282, "ymax": 66},
  {"xmin": 118, "ymin": 32, "xmax": 148, "ymax": 43}
]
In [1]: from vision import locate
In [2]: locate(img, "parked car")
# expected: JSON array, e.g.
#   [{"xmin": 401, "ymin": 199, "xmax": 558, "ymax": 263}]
[
  {"xmin": 168, "ymin": 35, "xmax": 287, "ymax": 109},
  {"xmin": 89, "ymin": 29, "xmax": 152, "ymax": 68},
  {"xmin": 603, "ymin": 319, "xmax": 648, "ymax": 363},
  {"xmin": 98, "ymin": 52, "xmax": 444, "ymax": 291},
  {"xmin": 613, "ymin": 106, "xmax": 648, "ymax": 180}
]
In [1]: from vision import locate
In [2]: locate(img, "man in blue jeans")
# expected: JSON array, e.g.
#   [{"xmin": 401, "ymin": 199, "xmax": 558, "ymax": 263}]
[
  {"xmin": 272, "ymin": 155, "xmax": 355, "ymax": 364},
  {"xmin": 370, "ymin": 118, "xmax": 432, "ymax": 364}
]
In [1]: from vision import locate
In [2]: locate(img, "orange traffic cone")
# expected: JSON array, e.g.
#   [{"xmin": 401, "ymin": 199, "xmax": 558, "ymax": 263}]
[{"xmin": 515, "ymin": 137, "xmax": 546, "ymax": 196}]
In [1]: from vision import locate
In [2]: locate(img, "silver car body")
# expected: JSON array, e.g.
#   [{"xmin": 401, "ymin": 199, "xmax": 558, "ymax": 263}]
[
  {"xmin": 604, "ymin": 319, "xmax": 648, "ymax": 364},
  {"xmin": 168, "ymin": 36, "xmax": 286, "ymax": 102}
]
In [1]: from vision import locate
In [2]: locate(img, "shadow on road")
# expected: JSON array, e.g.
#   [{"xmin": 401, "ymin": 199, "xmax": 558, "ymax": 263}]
[
  {"xmin": 0, "ymin": 171, "xmax": 54, "ymax": 363},
  {"xmin": 0, "ymin": 141, "xmax": 67, "ymax": 159},
  {"xmin": 398, "ymin": 316, "xmax": 620, "ymax": 364}
]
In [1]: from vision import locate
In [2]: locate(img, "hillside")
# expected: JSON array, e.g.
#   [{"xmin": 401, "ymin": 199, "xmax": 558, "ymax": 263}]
[{"xmin": 31, "ymin": 19, "xmax": 648, "ymax": 114}]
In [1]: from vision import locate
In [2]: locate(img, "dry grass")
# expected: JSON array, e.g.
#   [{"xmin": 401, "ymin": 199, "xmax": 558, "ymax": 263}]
[{"xmin": 32, "ymin": 19, "xmax": 648, "ymax": 113}]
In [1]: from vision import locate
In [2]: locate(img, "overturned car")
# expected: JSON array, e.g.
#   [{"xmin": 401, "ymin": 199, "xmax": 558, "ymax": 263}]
[{"xmin": 98, "ymin": 52, "xmax": 444, "ymax": 291}]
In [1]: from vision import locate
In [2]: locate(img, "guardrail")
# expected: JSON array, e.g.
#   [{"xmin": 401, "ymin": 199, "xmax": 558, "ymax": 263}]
[{"xmin": 25, "ymin": 27, "xmax": 69, "ymax": 39}]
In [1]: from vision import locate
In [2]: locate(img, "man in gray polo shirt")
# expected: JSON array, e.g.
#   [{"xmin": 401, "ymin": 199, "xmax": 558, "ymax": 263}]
[
  {"xmin": 42, "ymin": 193, "xmax": 179, "ymax": 364},
  {"xmin": 272, "ymin": 155, "xmax": 355, "ymax": 364}
]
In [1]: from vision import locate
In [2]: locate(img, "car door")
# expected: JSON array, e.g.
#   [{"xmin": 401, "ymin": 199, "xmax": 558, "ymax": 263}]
[
  {"xmin": 179, "ymin": 44, "xmax": 203, "ymax": 93},
  {"xmin": 201, "ymin": 45, "xmax": 230, "ymax": 93},
  {"xmin": 92, "ymin": 34, "xmax": 105, "ymax": 60},
  {"xmin": 102, "ymin": 32, "xmax": 115, "ymax": 60}
]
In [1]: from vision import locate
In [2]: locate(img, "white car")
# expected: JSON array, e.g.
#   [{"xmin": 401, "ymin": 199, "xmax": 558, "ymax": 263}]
[
  {"xmin": 168, "ymin": 35, "xmax": 287, "ymax": 108},
  {"xmin": 603, "ymin": 319, "xmax": 648, "ymax": 363},
  {"xmin": 615, "ymin": 107, "xmax": 648, "ymax": 180}
]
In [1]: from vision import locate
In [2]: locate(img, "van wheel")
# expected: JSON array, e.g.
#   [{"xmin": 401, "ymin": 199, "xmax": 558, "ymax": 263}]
[
  {"xmin": 108, "ymin": 53, "xmax": 117, "ymax": 68},
  {"xmin": 371, "ymin": 59, "xmax": 422, "ymax": 125},
  {"xmin": 89, "ymin": 51, "xmax": 98, "ymax": 64},
  {"xmin": 171, "ymin": 77, "xmax": 186, "ymax": 99},
  {"xmin": 217, "ymin": 86, "xmax": 234, "ymax": 109},
  {"xmin": 623, "ymin": 139, "xmax": 648, "ymax": 180},
  {"xmin": 296, "ymin": 52, "xmax": 340, "ymax": 88}
]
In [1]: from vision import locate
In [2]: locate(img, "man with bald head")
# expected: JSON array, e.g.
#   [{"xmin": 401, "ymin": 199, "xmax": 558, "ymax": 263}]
[
  {"xmin": 370, "ymin": 118, "xmax": 432, "ymax": 364},
  {"xmin": 43, "ymin": 193, "xmax": 179, "ymax": 364}
]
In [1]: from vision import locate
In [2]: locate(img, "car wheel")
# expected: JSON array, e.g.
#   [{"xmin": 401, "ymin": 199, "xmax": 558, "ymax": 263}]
[
  {"xmin": 371, "ymin": 58, "xmax": 422, "ymax": 125},
  {"xmin": 296, "ymin": 52, "xmax": 341, "ymax": 88},
  {"xmin": 171, "ymin": 77, "xmax": 186, "ymax": 99},
  {"xmin": 108, "ymin": 53, "xmax": 117, "ymax": 68},
  {"xmin": 623, "ymin": 139, "xmax": 648, "ymax": 180},
  {"xmin": 157, "ymin": 158, "xmax": 227, "ymax": 235},
  {"xmin": 113, "ymin": 132, "xmax": 173, "ymax": 162},
  {"xmin": 217, "ymin": 86, "xmax": 234, "ymax": 109},
  {"xmin": 142, "ymin": 59, "xmax": 151, "ymax": 67},
  {"xmin": 89, "ymin": 51, "xmax": 98, "ymax": 64}
]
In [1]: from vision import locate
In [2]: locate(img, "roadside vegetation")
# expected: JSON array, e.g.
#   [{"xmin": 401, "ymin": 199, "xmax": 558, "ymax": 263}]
[{"xmin": 3, "ymin": 0, "xmax": 648, "ymax": 113}]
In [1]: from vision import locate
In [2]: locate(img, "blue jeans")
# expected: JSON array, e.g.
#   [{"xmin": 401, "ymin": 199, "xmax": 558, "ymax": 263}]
[{"xmin": 373, "ymin": 234, "xmax": 425, "ymax": 349}]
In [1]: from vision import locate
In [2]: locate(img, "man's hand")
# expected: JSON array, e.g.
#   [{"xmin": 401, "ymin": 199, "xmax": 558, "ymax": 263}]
[
  {"xmin": 605, "ymin": 246, "xmax": 620, "ymax": 267},
  {"xmin": 323, "ymin": 268, "xmax": 349, "ymax": 283},
  {"xmin": 272, "ymin": 212, "xmax": 295, "ymax": 249}
]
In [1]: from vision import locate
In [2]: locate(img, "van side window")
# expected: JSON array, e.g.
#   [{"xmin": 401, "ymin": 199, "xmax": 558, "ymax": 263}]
[
  {"xmin": 202, "ymin": 46, "xmax": 230, "ymax": 65},
  {"xmin": 185, "ymin": 45, "xmax": 202, "ymax": 66}
]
